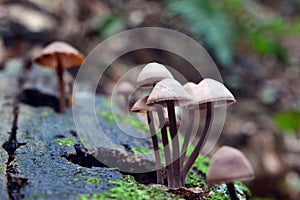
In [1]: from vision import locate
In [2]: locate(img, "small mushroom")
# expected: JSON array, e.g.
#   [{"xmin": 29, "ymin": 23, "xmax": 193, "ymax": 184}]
[
  {"xmin": 207, "ymin": 146, "xmax": 254, "ymax": 200},
  {"xmin": 137, "ymin": 62, "xmax": 174, "ymax": 88},
  {"xmin": 147, "ymin": 78, "xmax": 193, "ymax": 188},
  {"xmin": 188, "ymin": 78, "xmax": 236, "ymax": 110},
  {"xmin": 136, "ymin": 62, "xmax": 174, "ymax": 187},
  {"xmin": 181, "ymin": 78, "xmax": 236, "ymax": 183},
  {"xmin": 34, "ymin": 41, "xmax": 85, "ymax": 113},
  {"xmin": 131, "ymin": 96, "xmax": 163, "ymax": 184},
  {"xmin": 116, "ymin": 81, "xmax": 135, "ymax": 112}
]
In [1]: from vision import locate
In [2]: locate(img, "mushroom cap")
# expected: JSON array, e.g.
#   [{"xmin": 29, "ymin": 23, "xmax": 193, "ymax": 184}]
[
  {"xmin": 130, "ymin": 96, "xmax": 155, "ymax": 114},
  {"xmin": 34, "ymin": 41, "xmax": 85, "ymax": 69},
  {"xmin": 117, "ymin": 81, "xmax": 135, "ymax": 95},
  {"xmin": 136, "ymin": 62, "xmax": 174, "ymax": 88},
  {"xmin": 183, "ymin": 82, "xmax": 198, "ymax": 96},
  {"xmin": 207, "ymin": 146, "xmax": 255, "ymax": 184},
  {"xmin": 146, "ymin": 78, "xmax": 193, "ymax": 106},
  {"xmin": 187, "ymin": 78, "xmax": 236, "ymax": 109}
]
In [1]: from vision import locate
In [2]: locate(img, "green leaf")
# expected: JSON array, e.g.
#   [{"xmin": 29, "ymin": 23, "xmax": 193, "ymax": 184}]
[
  {"xmin": 167, "ymin": 0, "xmax": 235, "ymax": 67},
  {"xmin": 95, "ymin": 13, "xmax": 125, "ymax": 38},
  {"xmin": 273, "ymin": 110, "xmax": 300, "ymax": 133}
]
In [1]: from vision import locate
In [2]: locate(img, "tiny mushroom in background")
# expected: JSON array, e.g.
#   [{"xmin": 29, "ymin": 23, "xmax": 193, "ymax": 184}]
[
  {"xmin": 116, "ymin": 81, "xmax": 135, "ymax": 111},
  {"xmin": 207, "ymin": 146, "xmax": 255, "ymax": 200},
  {"xmin": 181, "ymin": 78, "xmax": 236, "ymax": 183},
  {"xmin": 147, "ymin": 78, "xmax": 193, "ymax": 188},
  {"xmin": 34, "ymin": 41, "xmax": 85, "ymax": 113},
  {"xmin": 130, "ymin": 96, "xmax": 163, "ymax": 184},
  {"xmin": 136, "ymin": 62, "xmax": 175, "ymax": 186}
]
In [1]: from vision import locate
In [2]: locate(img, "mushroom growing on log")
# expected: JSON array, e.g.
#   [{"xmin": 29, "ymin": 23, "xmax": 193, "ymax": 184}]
[
  {"xmin": 181, "ymin": 78, "xmax": 236, "ymax": 183},
  {"xmin": 34, "ymin": 41, "xmax": 85, "ymax": 113},
  {"xmin": 147, "ymin": 78, "xmax": 193, "ymax": 188},
  {"xmin": 136, "ymin": 62, "xmax": 175, "ymax": 186},
  {"xmin": 131, "ymin": 96, "xmax": 163, "ymax": 184},
  {"xmin": 207, "ymin": 146, "xmax": 254, "ymax": 200}
]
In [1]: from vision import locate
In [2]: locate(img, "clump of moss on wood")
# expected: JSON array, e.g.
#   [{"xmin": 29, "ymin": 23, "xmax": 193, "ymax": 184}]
[
  {"xmin": 56, "ymin": 138, "xmax": 76, "ymax": 147},
  {"xmin": 96, "ymin": 110, "xmax": 149, "ymax": 132},
  {"xmin": 78, "ymin": 175, "xmax": 182, "ymax": 200},
  {"xmin": 74, "ymin": 177, "xmax": 102, "ymax": 184}
]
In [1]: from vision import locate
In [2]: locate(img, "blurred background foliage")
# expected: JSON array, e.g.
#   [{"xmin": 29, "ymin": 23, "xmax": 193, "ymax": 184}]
[
  {"xmin": 166, "ymin": 0, "xmax": 300, "ymax": 66},
  {"xmin": 0, "ymin": 0, "xmax": 300, "ymax": 199}
]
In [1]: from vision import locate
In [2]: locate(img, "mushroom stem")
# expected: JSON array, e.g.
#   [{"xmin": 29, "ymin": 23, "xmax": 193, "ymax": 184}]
[
  {"xmin": 181, "ymin": 102, "xmax": 213, "ymax": 183},
  {"xmin": 147, "ymin": 110, "xmax": 163, "ymax": 184},
  {"xmin": 226, "ymin": 182, "xmax": 239, "ymax": 200},
  {"xmin": 56, "ymin": 54, "xmax": 65, "ymax": 113},
  {"xmin": 157, "ymin": 107, "xmax": 173, "ymax": 187},
  {"xmin": 68, "ymin": 84, "xmax": 73, "ymax": 107},
  {"xmin": 166, "ymin": 101, "xmax": 181, "ymax": 188},
  {"xmin": 180, "ymin": 109, "xmax": 195, "ymax": 167}
]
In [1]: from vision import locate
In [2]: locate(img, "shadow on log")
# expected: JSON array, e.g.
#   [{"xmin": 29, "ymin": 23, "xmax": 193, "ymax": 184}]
[{"xmin": 20, "ymin": 65, "xmax": 73, "ymax": 112}]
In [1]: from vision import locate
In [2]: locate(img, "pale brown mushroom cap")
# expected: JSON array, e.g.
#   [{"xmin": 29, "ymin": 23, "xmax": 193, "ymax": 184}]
[
  {"xmin": 183, "ymin": 82, "xmax": 198, "ymax": 97},
  {"xmin": 187, "ymin": 78, "xmax": 236, "ymax": 109},
  {"xmin": 146, "ymin": 78, "xmax": 193, "ymax": 106},
  {"xmin": 136, "ymin": 62, "xmax": 174, "ymax": 88},
  {"xmin": 117, "ymin": 81, "xmax": 135, "ymax": 96},
  {"xmin": 34, "ymin": 41, "xmax": 85, "ymax": 69},
  {"xmin": 207, "ymin": 146, "xmax": 255, "ymax": 184},
  {"xmin": 130, "ymin": 96, "xmax": 155, "ymax": 114}
]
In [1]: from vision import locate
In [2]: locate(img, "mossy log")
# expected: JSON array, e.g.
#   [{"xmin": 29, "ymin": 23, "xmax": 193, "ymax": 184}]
[{"xmin": 0, "ymin": 60, "xmax": 156, "ymax": 199}]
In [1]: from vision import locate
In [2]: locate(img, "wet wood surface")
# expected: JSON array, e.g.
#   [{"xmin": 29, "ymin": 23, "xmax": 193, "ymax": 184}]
[
  {"xmin": 0, "ymin": 60, "xmax": 154, "ymax": 199},
  {"xmin": 0, "ymin": 60, "xmax": 23, "ymax": 200}
]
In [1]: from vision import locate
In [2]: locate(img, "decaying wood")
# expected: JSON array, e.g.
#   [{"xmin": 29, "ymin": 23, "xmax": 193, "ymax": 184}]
[
  {"xmin": 20, "ymin": 64, "xmax": 73, "ymax": 112},
  {"xmin": 0, "ymin": 60, "xmax": 24, "ymax": 200},
  {"xmin": 0, "ymin": 60, "xmax": 156, "ymax": 199}
]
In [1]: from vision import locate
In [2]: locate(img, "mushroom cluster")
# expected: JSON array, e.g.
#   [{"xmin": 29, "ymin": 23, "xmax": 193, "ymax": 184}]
[{"xmin": 130, "ymin": 62, "xmax": 246, "ymax": 189}]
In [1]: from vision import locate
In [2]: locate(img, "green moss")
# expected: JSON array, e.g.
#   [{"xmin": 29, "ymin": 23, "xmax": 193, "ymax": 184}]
[
  {"xmin": 74, "ymin": 177, "xmax": 102, "ymax": 184},
  {"xmin": 102, "ymin": 98, "xmax": 112, "ymax": 108},
  {"xmin": 78, "ymin": 176, "xmax": 183, "ymax": 200},
  {"xmin": 56, "ymin": 138, "xmax": 76, "ymax": 147},
  {"xmin": 192, "ymin": 155, "xmax": 210, "ymax": 175},
  {"xmin": 96, "ymin": 110, "xmax": 116, "ymax": 124},
  {"xmin": 131, "ymin": 147, "xmax": 152, "ymax": 156},
  {"xmin": 40, "ymin": 110, "xmax": 54, "ymax": 116},
  {"xmin": 121, "ymin": 116, "xmax": 149, "ymax": 132},
  {"xmin": 26, "ymin": 193, "xmax": 46, "ymax": 199},
  {"xmin": 205, "ymin": 185, "xmax": 230, "ymax": 200},
  {"xmin": 234, "ymin": 181, "xmax": 252, "ymax": 196},
  {"xmin": 185, "ymin": 172, "xmax": 206, "ymax": 188},
  {"xmin": 96, "ymin": 110, "xmax": 149, "ymax": 132}
]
